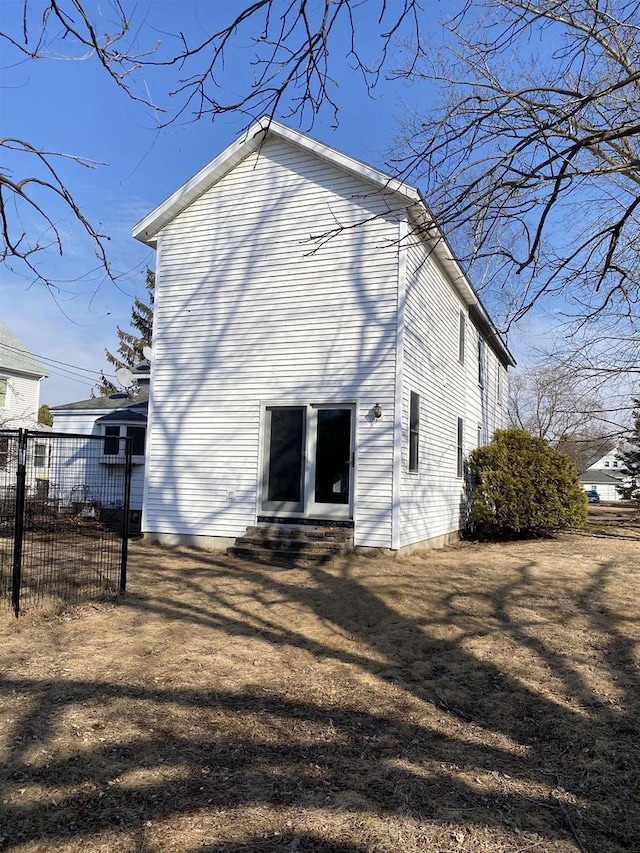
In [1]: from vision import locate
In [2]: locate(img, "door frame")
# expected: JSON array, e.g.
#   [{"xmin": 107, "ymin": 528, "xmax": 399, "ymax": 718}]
[{"xmin": 259, "ymin": 401, "xmax": 356, "ymax": 520}]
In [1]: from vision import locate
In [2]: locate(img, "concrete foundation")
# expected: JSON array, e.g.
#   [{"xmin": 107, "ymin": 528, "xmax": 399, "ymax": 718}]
[
  {"xmin": 144, "ymin": 527, "xmax": 460, "ymax": 556},
  {"xmin": 143, "ymin": 532, "xmax": 236, "ymax": 551}
]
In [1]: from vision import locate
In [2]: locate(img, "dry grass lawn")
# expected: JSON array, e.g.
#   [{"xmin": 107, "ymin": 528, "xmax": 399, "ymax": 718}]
[{"xmin": 1, "ymin": 520, "xmax": 638, "ymax": 852}]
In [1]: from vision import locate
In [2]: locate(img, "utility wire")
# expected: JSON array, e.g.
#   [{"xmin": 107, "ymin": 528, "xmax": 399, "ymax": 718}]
[{"xmin": 0, "ymin": 340, "xmax": 114, "ymax": 384}]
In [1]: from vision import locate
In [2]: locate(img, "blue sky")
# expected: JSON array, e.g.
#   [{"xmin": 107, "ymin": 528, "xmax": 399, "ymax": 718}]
[{"xmin": 0, "ymin": 0, "xmax": 541, "ymax": 406}]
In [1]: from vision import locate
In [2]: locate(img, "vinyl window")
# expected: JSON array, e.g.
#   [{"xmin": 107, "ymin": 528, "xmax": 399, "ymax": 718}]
[
  {"xmin": 103, "ymin": 426, "xmax": 121, "ymax": 455},
  {"xmin": 33, "ymin": 442, "xmax": 47, "ymax": 468},
  {"xmin": 127, "ymin": 426, "xmax": 146, "ymax": 456},
  {"xmin": 458, "ymin": 312, "xmax": 466, "ymax": 364},
  {"xmin": 478, "ymin": 336, "xmax": 485, "ymax": 387},
  {"xmin": 409, "ymin": 392, "xmax": 420, "ymax": 472},
  {"xmin": 103, "ymin": 424, "xmax": 146, "ymax": 456}
]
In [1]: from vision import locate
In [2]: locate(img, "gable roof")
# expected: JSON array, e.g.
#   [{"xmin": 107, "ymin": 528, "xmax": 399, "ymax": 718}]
[
  {"xmin": 132, "ymin": 117, "xmax": 516, "ymax": 368},
  {"xmin": 50, "ymin": 385, "xmax": 149, "ymax": 414},
  {"xmin": 579, "ymin": 469, "xmax": 624, "ymax": 485},
  {"xmin": 0, "ymin": 321, "xmax": 48, "ymax": 378},
  {"xmin": 584, "ymin": 448, "xmax": 614, "ymax": 470},
  {"xmin": 132, "ymin": 117, "xmax": 421, "ymax": 247},
  {"xmin": 96, "ymin": 407, "xmax": 147, "ymax": 424},
  {"xmin": 585, "ymin": 444, "xmax": 633, "ymax": 471}
]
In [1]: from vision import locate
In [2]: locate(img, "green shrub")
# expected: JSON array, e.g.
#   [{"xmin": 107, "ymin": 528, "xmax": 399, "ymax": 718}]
[{"xmin": 467, "ymin": 428, "xmax": 588, "ymax": 538}]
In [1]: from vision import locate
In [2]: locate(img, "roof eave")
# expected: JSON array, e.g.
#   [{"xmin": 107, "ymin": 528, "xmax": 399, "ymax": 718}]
[
  {"xmin": 407, "ymin": 204, "xmax": 516, "ymax": 369},
  {"xmin": 0, "ymin": 365, "xmax": 48, "ymax": 381},
  {"xmin": 132, "ymin": 116, "xmax": 421, "ymax": 247}
]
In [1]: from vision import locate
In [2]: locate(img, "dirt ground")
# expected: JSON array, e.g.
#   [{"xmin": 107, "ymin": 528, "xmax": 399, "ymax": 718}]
[{"xmin": 0, "ymin": 519, "xmax": 638, "ymax": 852}]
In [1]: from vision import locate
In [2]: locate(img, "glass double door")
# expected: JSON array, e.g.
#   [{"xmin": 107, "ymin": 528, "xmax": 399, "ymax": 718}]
[{"xmin": 262, "ymin": 405, "xmax": 354, "ymax": 518}]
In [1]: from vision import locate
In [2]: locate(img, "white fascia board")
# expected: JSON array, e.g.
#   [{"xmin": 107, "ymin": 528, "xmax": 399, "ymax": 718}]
[
  {"xmin": 132, "ymin": 116, "xmax": 421, "ymax": 247},
  {"xmin": 50, "ymin": 408, "xmax": 104, "ymax": 416},
  {"xmin": 131, "ymin": 125, "xmax": 266, "ymax": 246},
  {"xmin": 407, "ymin": 205, "xmax": 516, "ymax": 369},
  {"xmin": 2, "ymin": 366, "xmax": 49, "ymax": 381},
  {"xmin": 407, "ymin": 204, "xmax": 477, "ymax": 307},
  {"xmin": 268, "ymin": 119, "xmax": 422, "ymax": 203}
]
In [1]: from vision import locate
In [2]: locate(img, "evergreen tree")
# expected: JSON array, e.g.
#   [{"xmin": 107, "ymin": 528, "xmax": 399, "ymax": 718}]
[
  {"xmin": 616, "ymin": 401, "xmax": 640, "ymax": 503},
  {"xmin": 98, "ymin": 269, "xmax": 154, "ymax": 395},
  {"xmin": 38, "ymin": 404, "xmax": 53, "ymax": 426}
]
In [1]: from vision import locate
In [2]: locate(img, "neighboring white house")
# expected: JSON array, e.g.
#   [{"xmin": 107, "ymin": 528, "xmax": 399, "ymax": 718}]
[
  {"xmin": 0, "ymin": 321, "xmax": 48, "ymax": 430},
  {"xmin": 49, "ymin": 364, "xmax": 149, "ymax": 520},
  {"xmin": 580, "ymin": 447, "xmax": 627, "ymax": 502},
  {"xmin": 0, "ymin": 321, "xmax": 50, "ymax": 494},
  {"xmin": 132, "ymin": 117, "xmax": 516, "ymax": 553}
]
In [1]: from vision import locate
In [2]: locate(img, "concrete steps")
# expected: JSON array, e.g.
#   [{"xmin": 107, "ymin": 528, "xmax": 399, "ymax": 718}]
[{"xmin": 228, "ymin": 523, "xmax": 354, "ymax": 566}]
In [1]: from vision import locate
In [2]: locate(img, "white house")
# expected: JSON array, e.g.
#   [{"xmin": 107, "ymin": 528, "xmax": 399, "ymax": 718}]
[
  {"xmin": 0, "ymin": 321, "xmax": 48, "ymax": 430},
  {"xmin": 580, "ymin": 447, "xmax": 626, "ymax": 502},
  {"xmin": 0, "ymin": 322, "xmax": 49, "ymax": 494},
  {"xmin": 49, "ymin": 364, "xmax": 149, "ymax": 521},
  {"xmin": 132, "ymin": 118, "xmax": 515, "ymax": 553}
]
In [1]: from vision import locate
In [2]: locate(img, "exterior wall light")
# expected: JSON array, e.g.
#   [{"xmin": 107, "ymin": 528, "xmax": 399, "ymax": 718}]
[{"xmin": 373, "ymin": 403, "xmax": 383, "ymax": 420}]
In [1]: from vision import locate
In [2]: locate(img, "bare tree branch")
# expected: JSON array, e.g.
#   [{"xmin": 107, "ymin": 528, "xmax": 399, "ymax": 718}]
[
  {"xmin": 392, "ymin": 1, "xmax": 639, "ymax": 347},
  {"xmin": 0, "ymin": 138, "xmax": 112, "ymax": 284},
  {"xmin": 0, "ymin": 0, "xmax": 422, "ymax": 286}
]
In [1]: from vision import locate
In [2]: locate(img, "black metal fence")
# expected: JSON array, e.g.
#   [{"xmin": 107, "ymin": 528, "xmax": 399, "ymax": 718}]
[{"xmin": 0, "ymin": 429, "xmax": 132, "ymax": 616}]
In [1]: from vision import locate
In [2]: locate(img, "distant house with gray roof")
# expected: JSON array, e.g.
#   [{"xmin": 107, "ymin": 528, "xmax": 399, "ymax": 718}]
[
  {"xmin": 49, "ymin": 363, "xmax": 149, "ymax": 515},
  {"xmin": 0, "ymin": 321, "xmax": 48, "ymax": 430},
  {"xmin": 580, "ymin": 446, "xmax": 626, "ymax": 502}
]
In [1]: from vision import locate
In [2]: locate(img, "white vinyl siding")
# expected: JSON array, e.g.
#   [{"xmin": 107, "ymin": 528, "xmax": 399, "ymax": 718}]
[
  {"xmin": 398, "ymin": 240, "xmax": 471, "ymax": 547},
  {"xmin": 464, "ymin": 320, "xmax": 509, "ymax": 453},
  {"xmin": 397, "ymin": 239, "xmax": 510, "ymax": 548},
  {"xmin": 0, "ymin": 372, "xmax": 41, "ymax": 429},
  {"xmin": 144, "ymin": 137, "xmax": 402, "ymax": 547}
]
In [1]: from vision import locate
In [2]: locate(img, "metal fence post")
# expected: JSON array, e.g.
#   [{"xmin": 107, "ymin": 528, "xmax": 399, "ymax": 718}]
[
  {"xmin": 12, "ymin": 429, "xmax": 27, "ymax": 616},
  {"xmin": 119, "ymin": 435, "xmax": 133, "ymax": 594}
]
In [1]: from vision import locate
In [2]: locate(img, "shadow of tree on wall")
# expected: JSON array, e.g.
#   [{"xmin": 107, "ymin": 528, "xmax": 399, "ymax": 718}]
[{"xmin": 1, "ymin": 541, "xmax": 638, "ymax": 851}]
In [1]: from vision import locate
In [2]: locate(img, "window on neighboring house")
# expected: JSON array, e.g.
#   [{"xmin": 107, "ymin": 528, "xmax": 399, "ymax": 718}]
[
  {"xmin": 457, "ymin": 417, "xmax": 464, "ymax": 478},
  {"xmin": 478, "ymin": 336, "xmax": 485, "ymax": 387},
  {"xmin": 0, "ymin": 436, "xmax": 8, "ymax": 470},
  {"xmin": 35, "ymin": 479, "xmax": 49, "ymax": 498},
  {"xmin": 458, "ymin": 312, "xmax": 466, "ymax": 364},
  {"xmin": 103, "ymin": 424, "xmax": 146, "ymax": 456},
  {"xmin": 409, "ymin": 391, "xmax": 420, "ymax": 472},
  {"xmin": 127, "ymin": 426, "xmax": 146, "ymax": 456},
  {"xmin": 33, "ymin": 442, "xmax": 47, "ymax": 468},
  {"xmin": 613, "ymin": 460, "xmax": 618, "ymax": 468},
  {"xmin": 604, "ymin": 460, "xmax": 610, "ymax": 467},
  {"xmin": 0, "ymin": 377, "xmax": 7, "ymax": 409},
  {"xmin": 103, "ymin": 425, "xmax": 121, "ymax": 455}
]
